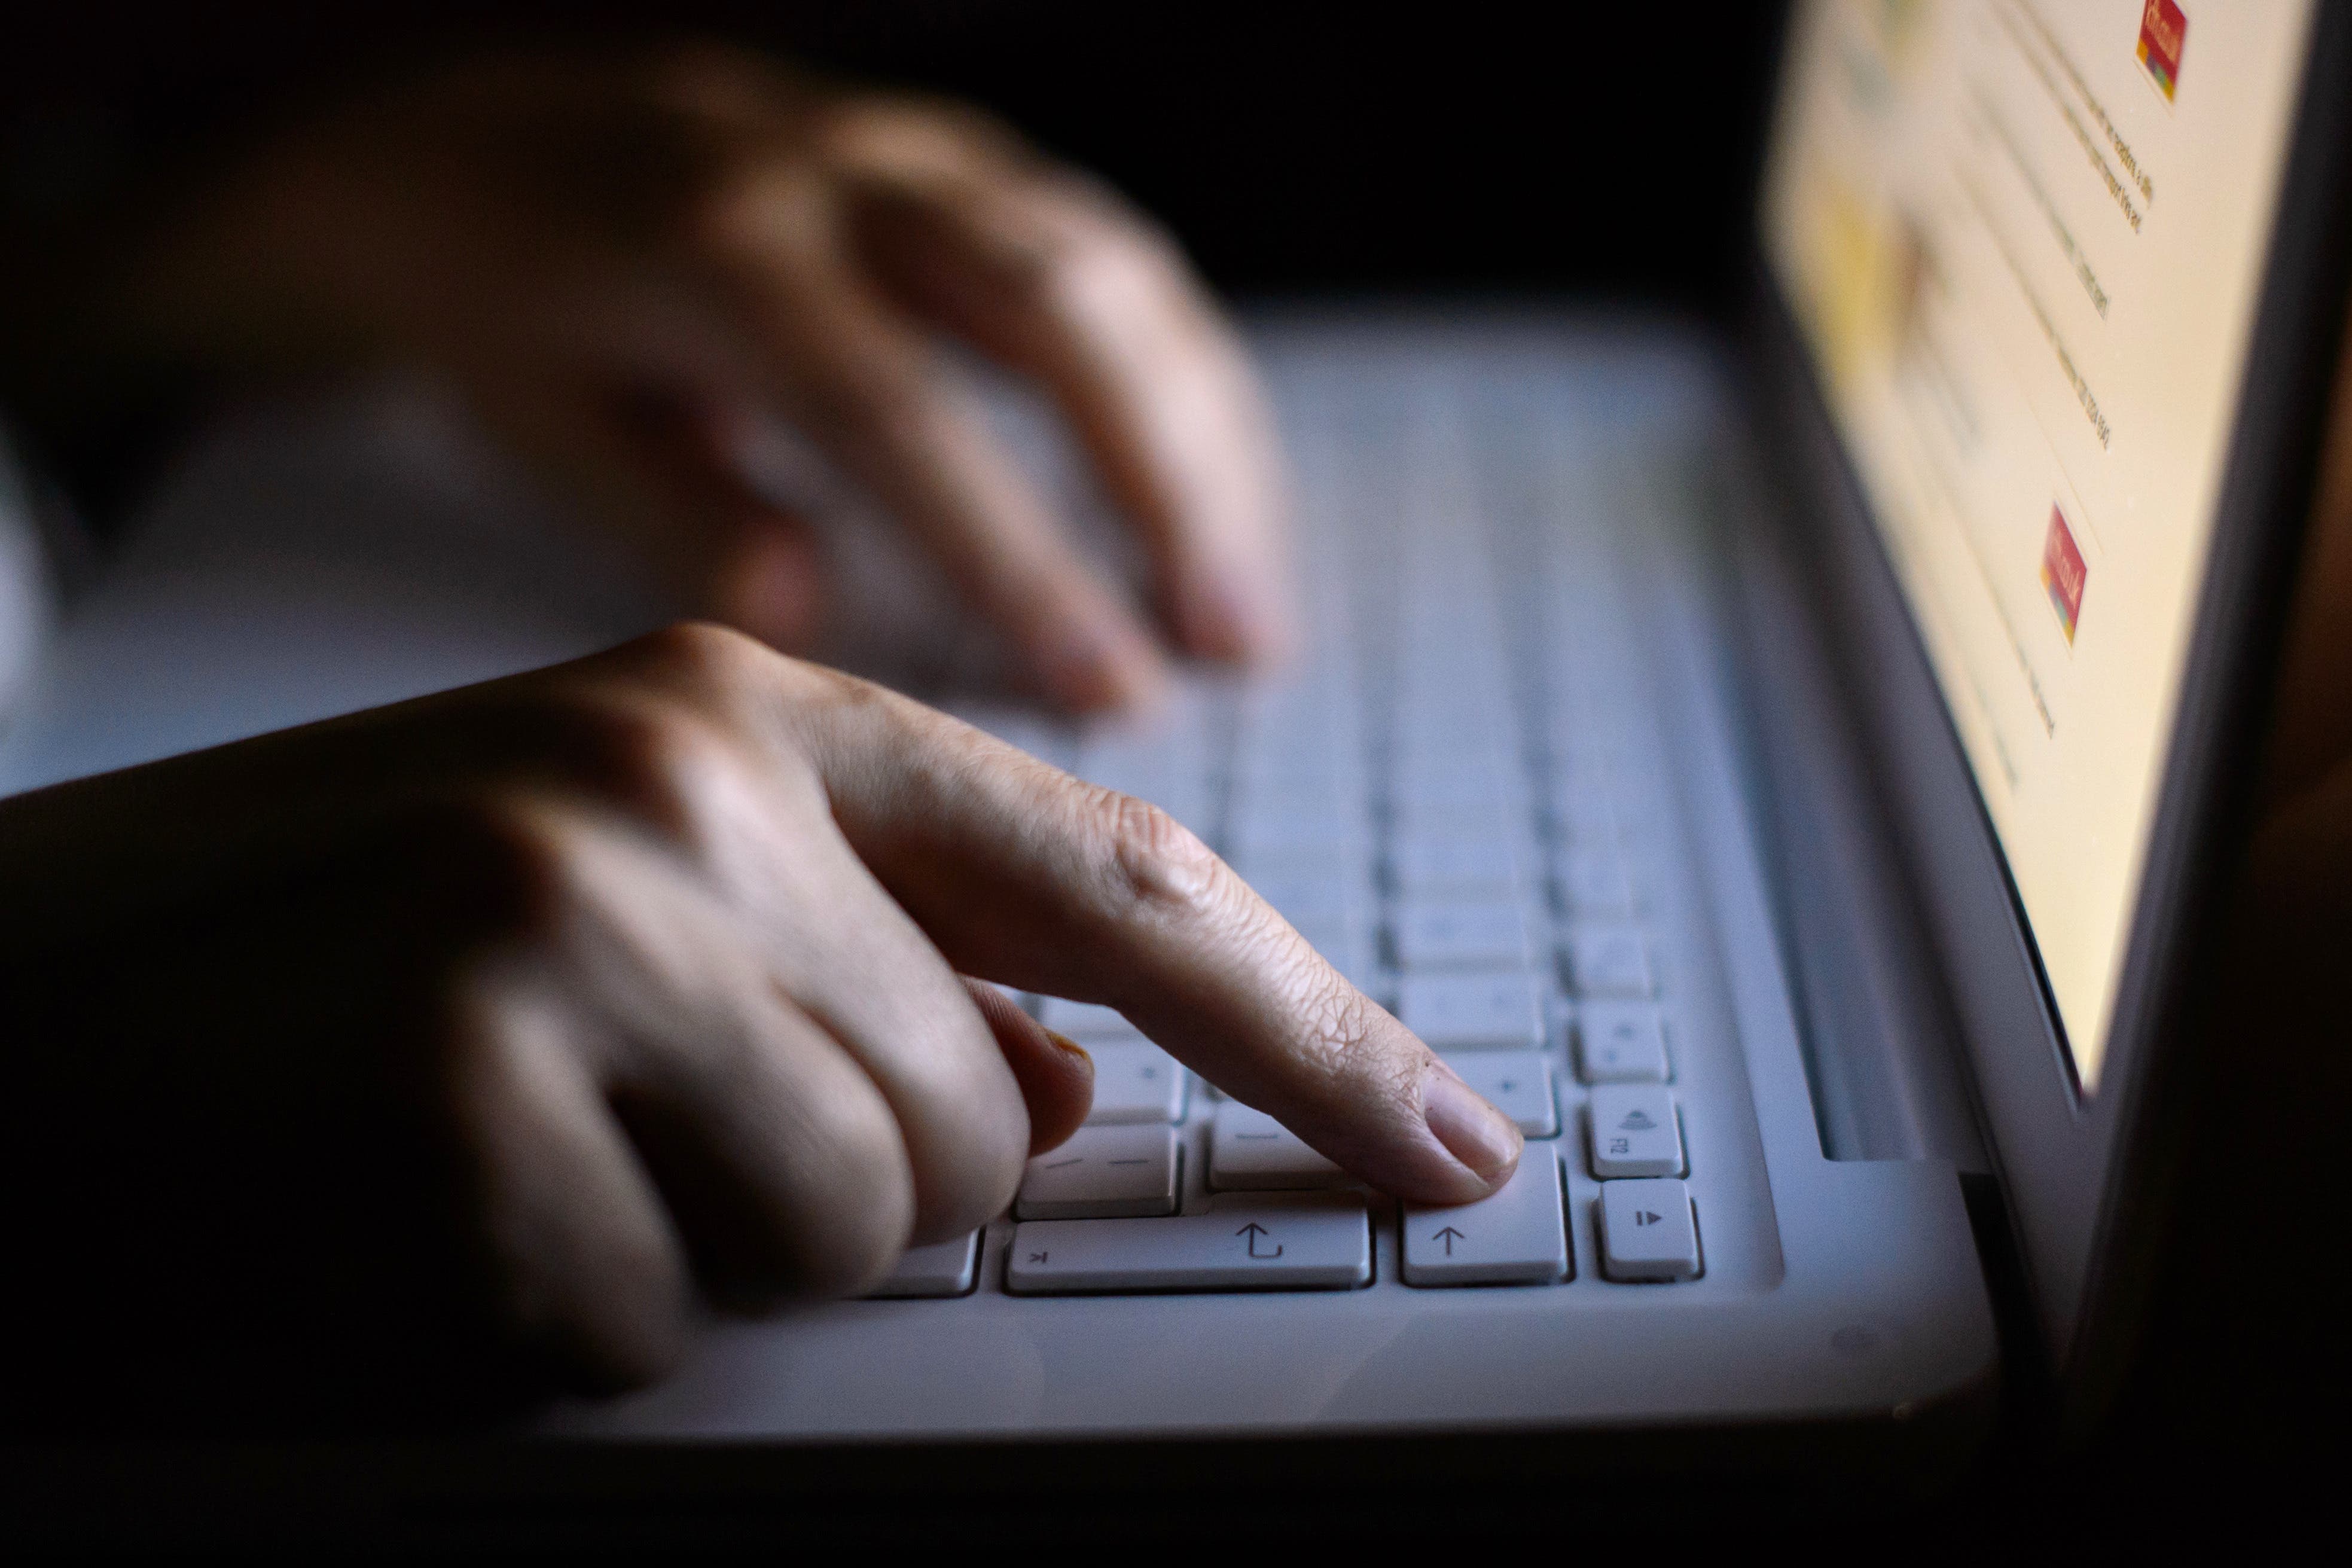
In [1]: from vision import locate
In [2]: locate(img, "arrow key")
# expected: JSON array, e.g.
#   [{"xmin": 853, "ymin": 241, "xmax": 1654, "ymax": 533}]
[
  {"xmin": 1402, "ymin": 1147, "xmax": 1569, "ymax": 1286},
  {"xmin": 1598, "ymin": 1177, "xmax": 1703, "ymax": 1281}
]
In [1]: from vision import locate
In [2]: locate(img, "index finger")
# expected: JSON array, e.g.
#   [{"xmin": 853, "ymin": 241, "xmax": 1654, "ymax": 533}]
[{"xmin": 769, "ymin": 664, "xmax": 1522, "ymax": 1206}]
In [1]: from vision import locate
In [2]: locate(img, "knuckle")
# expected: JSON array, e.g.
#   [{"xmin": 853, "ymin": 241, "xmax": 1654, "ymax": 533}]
[
  {"xmin": 663, "ymin": 148, "xmax": 828, "ymax": 270},
  {"xmin": 1088, "ymin": 789, "xmax": 1226, "ymax": 923},
  {"xmin": 401, "ymin": 792, "xmax": 589, "ymax": 935},
  {"xmin": 1027, "ymin": 216, "xmax": 1183, "ymax": 321},
  {"xmin": 561, "ymin": 694, "xmax": 752, "ymax": 850},
  {"xmin": 817, "ymin": 92, "xmax": 1020, "ymax": 175},
  {"xmin": 1305, "ymin": 974, "xmax": 1414, "ymax": 1094},
  {"xmin": 630, "ymin": 618, "xmax": 781, "ymax": 698}
]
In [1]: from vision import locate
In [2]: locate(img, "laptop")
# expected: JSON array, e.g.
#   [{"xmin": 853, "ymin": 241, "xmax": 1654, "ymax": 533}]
[{"xmin": 1, "ymin": 0, "xmax": 2344, "ymax": 1505}]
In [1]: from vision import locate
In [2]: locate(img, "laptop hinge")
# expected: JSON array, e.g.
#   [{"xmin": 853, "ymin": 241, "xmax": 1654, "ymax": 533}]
[{"xmin": 1710, "ymin": 453, "xmax": 1991, "ymax": 1173}]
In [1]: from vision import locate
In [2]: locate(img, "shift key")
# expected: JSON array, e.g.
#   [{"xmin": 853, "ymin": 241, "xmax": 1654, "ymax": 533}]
[{"xmin": 1006, "ymin": 1194, "xmax": 1371, "ymax": 1294}]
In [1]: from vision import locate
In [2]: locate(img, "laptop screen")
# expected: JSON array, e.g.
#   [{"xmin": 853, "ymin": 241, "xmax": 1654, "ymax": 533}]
[{"xmin": 1761, "ymin": 0, "xmax": 2316, "ymax": 1090}]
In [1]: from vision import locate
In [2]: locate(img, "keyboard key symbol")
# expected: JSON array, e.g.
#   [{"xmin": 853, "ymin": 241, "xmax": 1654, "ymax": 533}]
[
  {"xmin": 1431, "ymin": 1225, "xmax": 1466, "ymax": 1256},
  {"xmin": 1237, "ymin": 1222, "xmax": 1285, "ymax": 1259},
  {"xmin": 1633, "ymin": 1210, "xmax": 1662, "ymax": 1227},
  {"xmin": 1617, "ymin": 1109, "xmax": 1657, "ymax": 1131}
]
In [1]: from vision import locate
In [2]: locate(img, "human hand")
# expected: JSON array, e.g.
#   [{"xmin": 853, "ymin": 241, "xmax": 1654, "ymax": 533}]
[
  {"xmin": 0, "ymin": 624, "xmax": 1515, "ymax": 1426},
  {"xmin": 102, "ymin": 44, "xmax": 1291, "ymax": 711}
]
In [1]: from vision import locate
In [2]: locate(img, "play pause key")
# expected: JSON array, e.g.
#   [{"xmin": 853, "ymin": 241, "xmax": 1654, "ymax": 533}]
[{"xmin": 1598, "ymin": 1178, "xmax": 1702, "ymax": 1282}]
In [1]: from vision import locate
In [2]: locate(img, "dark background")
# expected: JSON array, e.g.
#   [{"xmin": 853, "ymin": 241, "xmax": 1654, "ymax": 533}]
[
  {"xmin": 4, "ymin": 1, "xmax": 1793, "ymax": 306},
  {"xmin": 793, "ymin": 2, "xmax": 1792, "ymax": 303}
]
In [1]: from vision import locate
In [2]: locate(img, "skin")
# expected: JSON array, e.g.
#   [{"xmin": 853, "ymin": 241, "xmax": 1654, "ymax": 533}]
[
  {"xmin": 0, "ymin": 624, "xmax": 1520, "ymax": 1427},
  {"xmin": 18, "ymin": 42, "xmax": 1295, "ymax": 709},
  {"xmin": 0, "ymin": 40, "xmax": 1464, "ymax": 1430}
]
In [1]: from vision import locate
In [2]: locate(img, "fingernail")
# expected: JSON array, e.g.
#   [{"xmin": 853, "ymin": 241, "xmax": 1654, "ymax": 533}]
[
  {"xmin": 1180, "ymin": 573, "xmax": 1258, "ymax": 660},
  {"xmin": 1421, "ymin": 1063, "xmax": 1522, "ymax": 1182},
  {"xmin": 1038, "ymin": 618, "xmax": 1162, "ymax": 713},
  {"xmin": 1042, "ymin": 1029, "xmax": 1093, "ymax": 1067},
  {"xmin": 1182, "ymin": 569, "xmax": 1294, "ymax": 666}
]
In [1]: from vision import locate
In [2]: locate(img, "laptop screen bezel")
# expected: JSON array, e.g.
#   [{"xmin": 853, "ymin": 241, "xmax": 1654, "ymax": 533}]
[{"xmin": 1746, "ymin": 5, "xmax": 2352, "ymax": 1410}]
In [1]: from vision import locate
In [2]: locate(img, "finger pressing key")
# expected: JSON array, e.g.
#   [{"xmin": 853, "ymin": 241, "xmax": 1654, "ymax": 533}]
[{"xmin": 777, "ymin": 671, "xmax": 1524, "ymax": 1204}]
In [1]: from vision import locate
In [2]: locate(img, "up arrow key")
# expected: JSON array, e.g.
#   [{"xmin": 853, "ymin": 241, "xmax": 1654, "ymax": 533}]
[{"xmin": 1400, "ymin": 1148, "xmax": 1569, "ymax": 1286}]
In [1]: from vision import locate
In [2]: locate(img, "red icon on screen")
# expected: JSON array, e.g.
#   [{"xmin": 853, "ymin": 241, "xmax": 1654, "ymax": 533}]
[
  {"xmin": 2042, "ymin": 506, "xmax": 2088, "ymax": 646},
  {"xmin": 2138, "ymin": 0, "xmax": 2187, "ymax": 103}
]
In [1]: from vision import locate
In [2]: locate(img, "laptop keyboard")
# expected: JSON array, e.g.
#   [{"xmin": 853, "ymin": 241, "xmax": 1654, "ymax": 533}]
[{"xmin": 895, "ymin": 356, "xmax": 1709, "ymax": 1297}]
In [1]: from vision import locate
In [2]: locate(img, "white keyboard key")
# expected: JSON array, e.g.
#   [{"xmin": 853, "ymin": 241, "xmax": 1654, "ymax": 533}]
[
  {"xmin": 1398, "ymin": 972, "xmax": 1543, "ymax": 1050},
  {"xmin": 1552, "ymin": 844, "xmax": 1634, "ymax": 916},
  {"xmin": 1576, "ymin": 1001, "xmax": 1673, "ymax": 1082},
  {"xmin": 1396, "ymin": 712, "xmax": 1514, "ymax": 756},
  {"xmin": 1598, "ymin": 1178, "xmax": 1703, "ymax": 1281},
  {"xmin": 1017, "ymin": 1124, "xmax": 1182, "ymax": 1219},
  {"xmin": 1390, "ymin": 766, "xmax": 1525, "ymax": 814},
  {"xmin": 1084, "ymin": 1041, "xmax": 1188, "ymax": 1125},
  {"xmin": 1006, "ymin": 1194, "xmax": 1372, "ymax": 1293},
  {"xmin": 1402, "ymin": 1147, "xmax": 1569, "ymax": 1286},
  {"xmin": 1228, "ymin": 810, "xmax": 1366, "ymax": 856},
  {"xmin": 1548, "ymin": 793, "xmax": 1619, "ymax": 845},
  {"xmin": 1390, "ymin": 837, "xmax": 1520, "ymax": 897},
  {"xmin": 1038, "ymin": 996, "xmax": 1146, "ymax": 1041},
  {"xmin": 1439, "ymin": 1051, "xmax": 1558, "ymax": 1137},
  {"xmin": 1231, "ymin": 776, "xmax": 1359, "ymax": 819},
  {"xmin": 1387, "ymin": 797, "xmax": 1524, "ymax": 847},
  {"xmin": 865, "ymin": 1230, "xmax": 978, "ymax": 1298},
  {"xmin": 1393, "ymin": 901, "xmax": 1529, "ymax": 971},
  {"xmin": 1286, "ymin": 913, "xmax": 1371, "ymax": 986},
  {"xmin": 1248, "ymin": 874, "xmax": 1360, "ymax": 926},
  {"xmin": 1587, "ymin": 1084, "xmax": 1684, "ymax": 1177},
  {"xmin": 1564, "ymin": 926, "xmax": 1654, "ymax": 997},
  {"xmin": 1210, "ymin": 1102, "xmax": 1346, "ymax": 1190},
  {"xmin": 1230, "ymin": 842, "xmax": 1368, "ymax": 887}
]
